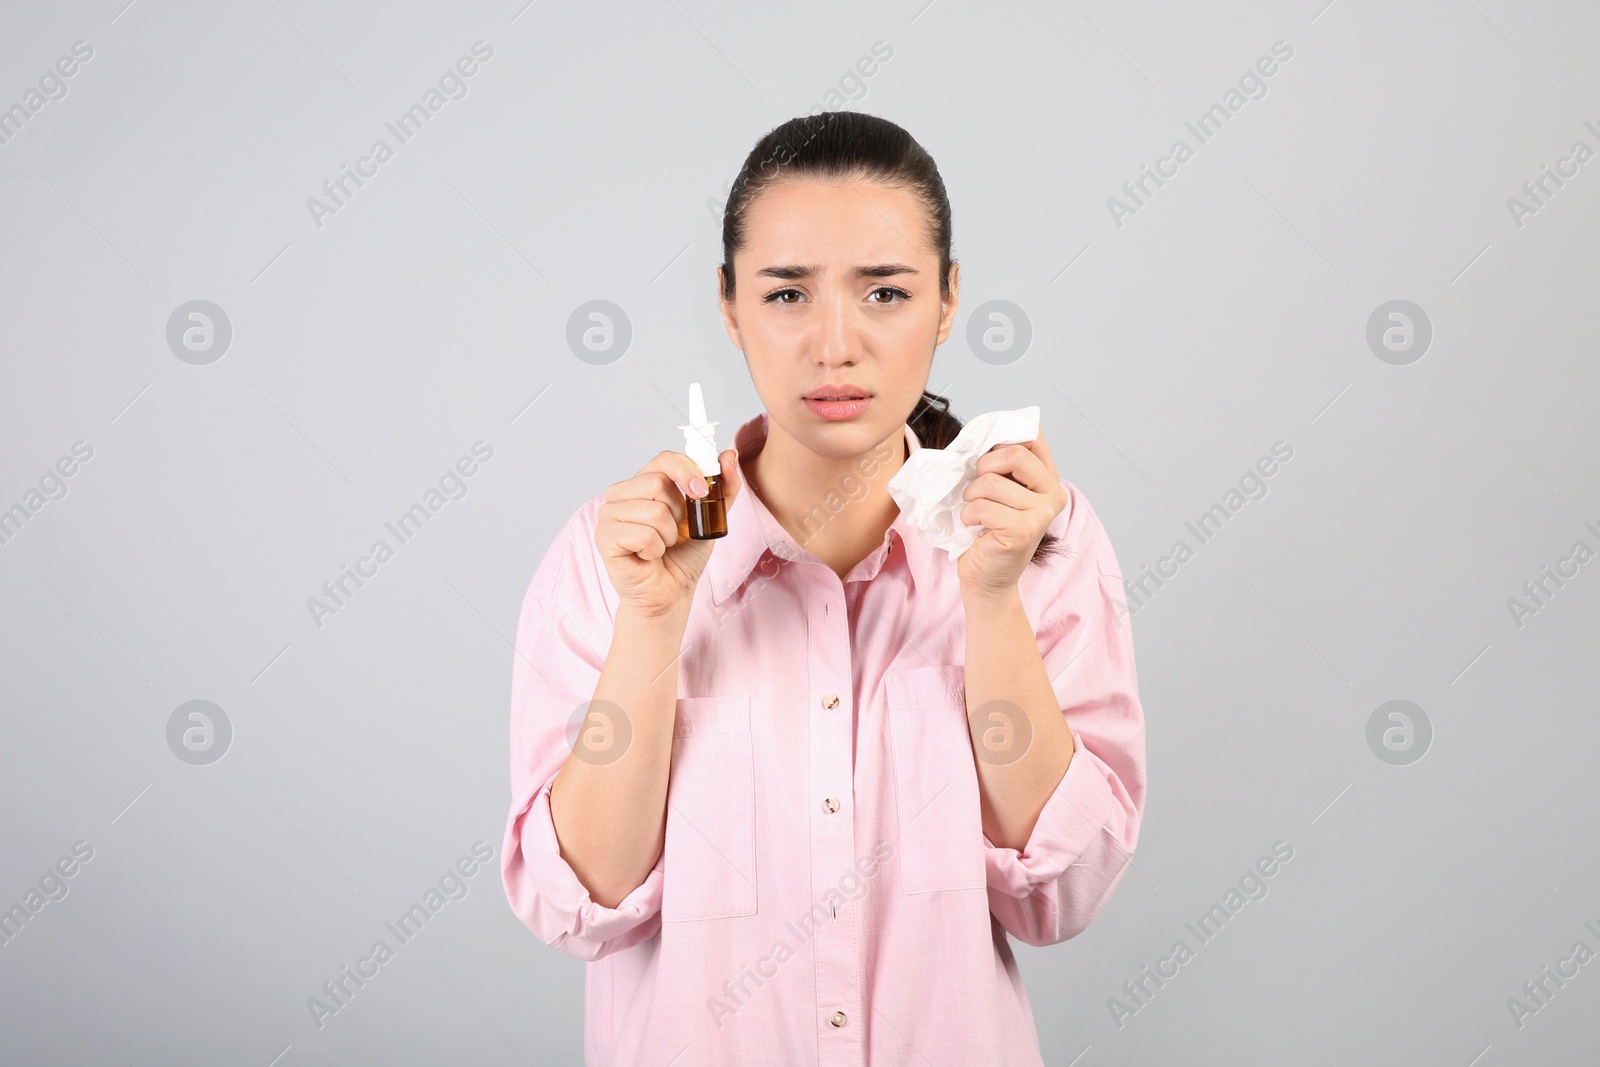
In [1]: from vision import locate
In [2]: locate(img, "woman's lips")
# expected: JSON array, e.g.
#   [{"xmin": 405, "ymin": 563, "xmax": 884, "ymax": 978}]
[{"xmin": 804, "ymin": 396, "xmax": 873, "ymax": 420}]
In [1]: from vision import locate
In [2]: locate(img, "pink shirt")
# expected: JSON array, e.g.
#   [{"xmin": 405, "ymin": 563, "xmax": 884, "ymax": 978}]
[{"xmin": 501, "ymin": 411, "xmax": 1146, "ymax": 1066}]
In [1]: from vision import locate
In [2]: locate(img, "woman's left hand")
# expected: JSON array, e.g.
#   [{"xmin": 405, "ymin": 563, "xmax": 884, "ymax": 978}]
[{"xmin": 955, "ymin": 431, "xmax": 1069, "ymax": 600}]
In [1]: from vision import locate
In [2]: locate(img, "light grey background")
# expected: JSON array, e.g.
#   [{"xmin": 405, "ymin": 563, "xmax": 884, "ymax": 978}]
[{"xmin": 2, "ymin": 1, "xmax": 1597, "ymax": 1064}]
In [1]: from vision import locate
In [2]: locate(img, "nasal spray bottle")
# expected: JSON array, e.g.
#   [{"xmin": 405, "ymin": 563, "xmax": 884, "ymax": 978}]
[{"xmin": 678, "ymin": 382, "xmax": 728, "ymax": 540}]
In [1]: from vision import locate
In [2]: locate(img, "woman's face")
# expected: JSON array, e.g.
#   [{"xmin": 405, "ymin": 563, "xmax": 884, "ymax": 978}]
[{"xmin": 718, "ymin": 177, "xmax": 959, "ymax": 461}]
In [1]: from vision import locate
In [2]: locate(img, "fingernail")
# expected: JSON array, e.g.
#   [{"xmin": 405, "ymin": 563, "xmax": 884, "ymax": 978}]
[{"xmin": 690, "ymin": 477, "xmax": 708, "ymax": 497}]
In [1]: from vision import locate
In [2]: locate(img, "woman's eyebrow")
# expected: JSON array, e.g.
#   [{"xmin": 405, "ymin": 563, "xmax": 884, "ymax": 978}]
[{"xmin": 755, "ymin": 263, "xmax": 921, "ymax": 280}]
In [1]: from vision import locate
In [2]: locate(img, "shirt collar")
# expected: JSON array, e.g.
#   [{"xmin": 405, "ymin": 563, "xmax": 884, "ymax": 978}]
[{"xmin": 707, "ymin": 411, "xmax": 937, "ymax": 606}]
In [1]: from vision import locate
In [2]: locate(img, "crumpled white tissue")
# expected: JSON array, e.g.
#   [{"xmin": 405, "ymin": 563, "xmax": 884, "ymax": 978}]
[{"xmin": 887, "ymin": 406, "xmax": 1040, "ymax": 560}]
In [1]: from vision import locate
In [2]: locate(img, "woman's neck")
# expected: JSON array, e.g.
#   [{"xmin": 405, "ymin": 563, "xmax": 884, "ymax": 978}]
[{"xmin": 746, "ymin": 418, "xmax": 909, "ymax": 581}]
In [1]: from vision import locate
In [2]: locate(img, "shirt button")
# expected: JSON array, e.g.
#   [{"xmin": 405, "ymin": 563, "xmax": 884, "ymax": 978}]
[
  {"xmin": 822, "ymin": 694, "xmax": 839, "ymax": 709},
  {"xmin": 822, "ymin": 796, "xmax": 840, "ymax": 813},
  {"xmin": 830, "ymin": 1010, "xmax": 847, "ymax": 1028}
]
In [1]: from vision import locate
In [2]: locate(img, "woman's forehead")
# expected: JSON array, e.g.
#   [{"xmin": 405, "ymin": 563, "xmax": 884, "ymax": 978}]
[{"xmin": 739, "ymin": 180, "xmax": 934, "ymax": 265}]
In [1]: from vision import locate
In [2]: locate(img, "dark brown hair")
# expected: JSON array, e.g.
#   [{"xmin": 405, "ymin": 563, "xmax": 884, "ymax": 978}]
[{"xmin": 719, "ymin": 111, "xmax": 1062, "ymax": 567}]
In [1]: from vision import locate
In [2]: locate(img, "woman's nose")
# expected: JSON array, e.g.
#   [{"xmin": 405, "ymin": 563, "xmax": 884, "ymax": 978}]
[{"xmin": 810, "ymin": 289, "xmax": 855, "ymax": 365}]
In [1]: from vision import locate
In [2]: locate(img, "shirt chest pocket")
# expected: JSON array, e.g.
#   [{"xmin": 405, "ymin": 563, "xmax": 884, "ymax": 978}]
[
  {"xmin": 661, "ymin": 695, "xmax": 758, "ymax": 923},
  {"xmin": 886, "ymin": 665, "xmax": 987, "ymax": 895}
]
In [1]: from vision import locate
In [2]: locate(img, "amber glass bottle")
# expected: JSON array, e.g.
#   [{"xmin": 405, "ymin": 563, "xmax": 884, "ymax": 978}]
[
  {"xmin": 679, "ymin": 382, "xmax": 727, "ymax": 539},
  {"xmin": 686, "ymin": 473, "xmax": 727, "ymax": 540}
]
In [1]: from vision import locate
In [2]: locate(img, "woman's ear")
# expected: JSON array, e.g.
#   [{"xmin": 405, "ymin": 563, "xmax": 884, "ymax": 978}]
[
  {"xmin": 717, "ymin": 266, "xmax": 744, "ymax": 351},
  {"xmin": 935, "ymin": 260, "xmax": 960, "ymax": 346}
]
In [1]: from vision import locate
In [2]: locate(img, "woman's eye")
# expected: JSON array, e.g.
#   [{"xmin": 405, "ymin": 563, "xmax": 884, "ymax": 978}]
[{"xmin": 762, "ymin": 287, "xmax": 909, "ymax": 305}]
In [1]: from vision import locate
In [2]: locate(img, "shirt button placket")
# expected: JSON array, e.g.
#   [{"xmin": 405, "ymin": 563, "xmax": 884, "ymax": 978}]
[{"xmin": 809, "ymin": 585, "xmax": 861, "ymax": 1065}]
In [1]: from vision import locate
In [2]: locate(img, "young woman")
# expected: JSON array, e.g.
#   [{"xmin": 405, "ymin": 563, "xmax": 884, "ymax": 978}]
[{"xmin": 502, "ymin": 112, "xmax": 1145, "ymax": 1066}]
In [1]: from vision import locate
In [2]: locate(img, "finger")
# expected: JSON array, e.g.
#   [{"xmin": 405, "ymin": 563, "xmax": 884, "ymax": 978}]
[
  {"xmin": 666, "ymin": 452, "xmax": 717, "ymax": 499},
  {"xmin": 963, "ymin": 470, "xmax": 1035, "ymax": 511},
  {"xmin": 959, "ymin": 497, "xmax": 1026, "ymax": 536},
  {"xmin": 605, "ymin": 517, "xmax": 670, "ymax": 562},
  {"xmin": 600, "ymin": 499, "xmax": 679, "ymax": 557},
  {"xmin": 1024, "ymin": 433, "xmax": 1069, "ymax": 510},
  {"xmin": 642, "ymin": 451, "xmax": 716, "ymax": 502},
  {"xmin": 976, "ymin": 442, "xmax": 1051, "ymax": 492},
  {"xmin": 718, "ymin": 447, "xmax": 742, "ymax": 506},
  {"xmin": 600, "ymin": 498, "xmax": 681, "ymax": 558},
  {"xmin": 607, "ymin": 469, "xmax": 691, "ymax": 523},
  {"xmin": 1028, "ymin": 431, "xmax": 1060, "ymax": 479}
]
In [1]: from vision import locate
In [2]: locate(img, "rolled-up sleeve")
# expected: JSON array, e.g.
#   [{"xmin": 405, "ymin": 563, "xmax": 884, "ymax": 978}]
[
  {"xmin": 500, "ymin": 500, "xmax": 665, "ymax": 961},
  {"xmin": 984, "ymin": 487, "xmax": 1146, "ymax": 947}
]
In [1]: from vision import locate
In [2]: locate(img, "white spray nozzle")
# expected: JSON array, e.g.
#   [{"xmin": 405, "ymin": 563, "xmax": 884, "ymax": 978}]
[{"xmin": 678, "ymin": 382, "xmax": 720, "ymax": 477}]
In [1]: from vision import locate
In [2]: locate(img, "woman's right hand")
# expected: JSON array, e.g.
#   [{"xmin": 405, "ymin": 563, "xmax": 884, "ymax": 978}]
[{"xmin": 596, "ymin": 447, "xmax": 743, "ymax": 620}]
